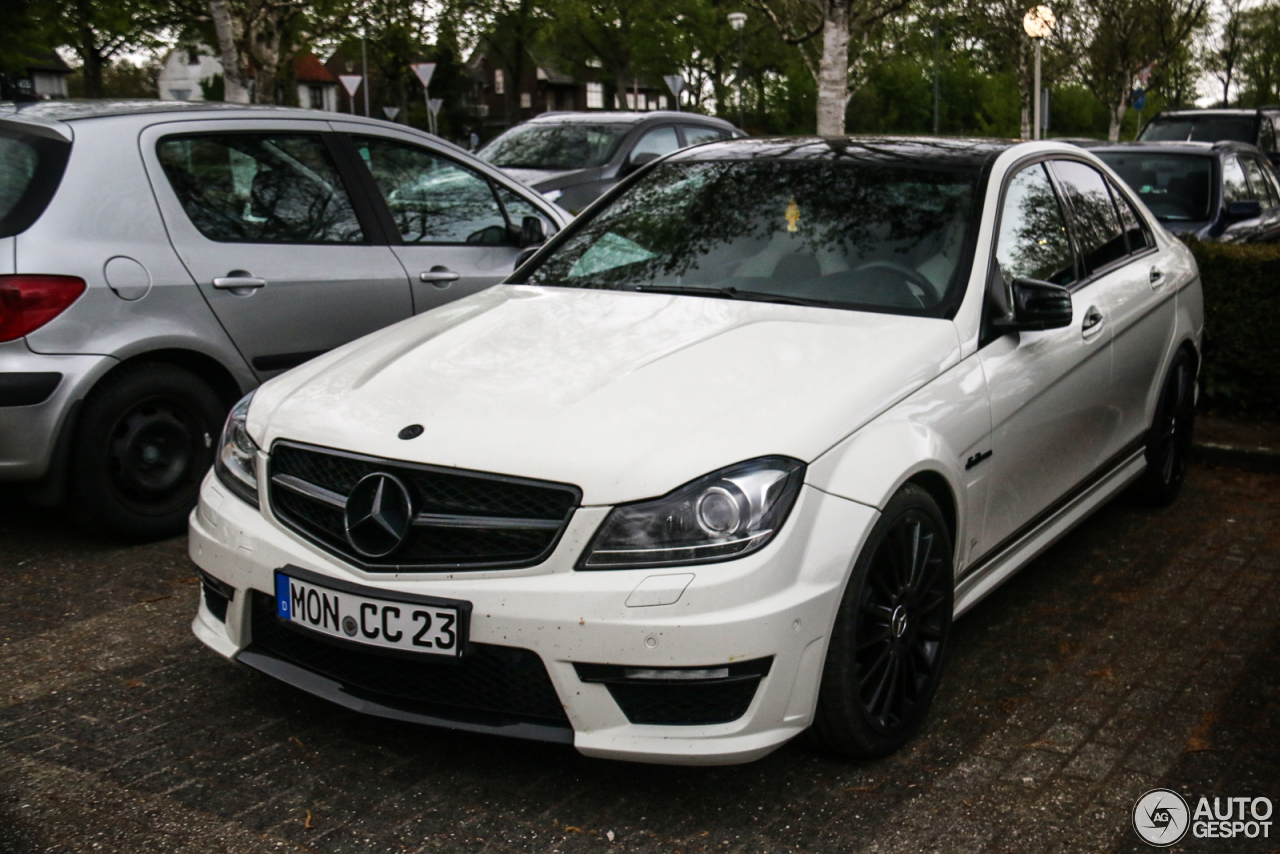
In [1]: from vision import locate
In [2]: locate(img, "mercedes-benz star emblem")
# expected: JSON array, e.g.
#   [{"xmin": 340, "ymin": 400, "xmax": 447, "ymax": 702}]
[{"xmin": 343, "ymin": 473, "xmax": 413, "ymax": 558}]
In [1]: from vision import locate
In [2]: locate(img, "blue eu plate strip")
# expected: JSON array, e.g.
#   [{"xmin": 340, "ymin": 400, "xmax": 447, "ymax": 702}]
[{"xmin": 276, "ymin": 574, "xmax": 291, "ymax": 619}]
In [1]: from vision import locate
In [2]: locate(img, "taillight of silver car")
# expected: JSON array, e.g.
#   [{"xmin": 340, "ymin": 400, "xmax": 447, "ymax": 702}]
[{"xmin": 0, "ymin": 275, "xmax": 87, "ymax": 342}]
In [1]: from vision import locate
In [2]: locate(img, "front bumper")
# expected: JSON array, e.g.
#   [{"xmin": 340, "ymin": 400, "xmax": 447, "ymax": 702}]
[
  {"xmin": 0, "ymin": 339, "xmax": 115, "ymax": 482},
  {"xmin": 190, "ymin": 468, "xmax": 878, "ymax": 765}
]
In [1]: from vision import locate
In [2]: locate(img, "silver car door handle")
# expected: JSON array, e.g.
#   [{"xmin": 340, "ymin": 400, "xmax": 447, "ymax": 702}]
[
  {"xmin": 1149, "ymin": 266, "xmax": 1165, "ymax": 285},
  {"xmin": 212, "ymin": 276, "xmax": 267, "ymax": 289},
  {"xmin": 1082, "ymin": 306, "xmax": 1105, "ymax": 336},
  {"xmin": 419, "ymin": 270, "xmax": 460, "ymax": 283}
]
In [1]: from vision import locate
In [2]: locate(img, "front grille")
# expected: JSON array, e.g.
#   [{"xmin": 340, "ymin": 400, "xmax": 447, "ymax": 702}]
[
  {"xmin": 268, "ymin": 441, "xmax": 580, "ymax": 571},
  {"xmin": 247, "ymin": 591, "xmax": 569, "ymax": 726}
]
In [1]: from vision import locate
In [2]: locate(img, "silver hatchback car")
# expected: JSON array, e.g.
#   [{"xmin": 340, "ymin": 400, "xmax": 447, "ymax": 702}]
[{"xmin": 0, "ymin": 101, "xmax": 569, "ymax": 540}]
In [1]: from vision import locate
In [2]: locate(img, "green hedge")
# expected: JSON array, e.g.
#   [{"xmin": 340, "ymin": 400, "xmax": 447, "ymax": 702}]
[{"xmin": 1182, "ymin": 238, "xmax": 1280, "ymax": 418}]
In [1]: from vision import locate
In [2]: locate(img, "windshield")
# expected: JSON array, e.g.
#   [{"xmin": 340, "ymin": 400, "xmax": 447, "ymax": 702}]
[
  {"xmin": 479, "ymin": 123, "xmax": 631, "ymax": 170},
  {"xmin": 1095, "ymin": 152, "xmax": 1214, "ymax": 221},
  {"xmin": 522, "ymin": 160, "xmax": 979, "ymax": 314},
  {"xmin": 1139, "ymin": 116, "xmax": 1255, "ymax": 143}
]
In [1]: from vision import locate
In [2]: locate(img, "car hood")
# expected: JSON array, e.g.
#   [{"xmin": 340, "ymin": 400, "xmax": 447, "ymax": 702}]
[
  {"xmin": 249, "ymin": 287, "xmax": 961, "ymax": 505},
  {"xmin": 502, "ymin": 166, "xmax": 602, "ymax": 191}
]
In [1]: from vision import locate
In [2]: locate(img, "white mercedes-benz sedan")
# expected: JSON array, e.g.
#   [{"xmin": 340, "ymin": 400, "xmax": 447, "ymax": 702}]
[{"xmin": 190, "ymin": 137, "xmax": 1203, "ymax": 765}]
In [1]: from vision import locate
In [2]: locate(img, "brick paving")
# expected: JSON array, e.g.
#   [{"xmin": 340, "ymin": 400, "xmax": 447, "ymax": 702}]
[{"xmin": 0, "ymin": 462, "xmax": 1277, "ymax": 853}]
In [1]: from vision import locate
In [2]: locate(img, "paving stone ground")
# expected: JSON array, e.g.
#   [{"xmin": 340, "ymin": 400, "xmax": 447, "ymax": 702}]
[{"xmin": 0, "ymin": 462, "xmax": 1277, "ymax": 854}]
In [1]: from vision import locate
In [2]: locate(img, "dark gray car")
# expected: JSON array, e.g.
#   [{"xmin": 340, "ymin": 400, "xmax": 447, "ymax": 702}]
[
  {"xmin": 0, "ymin": 100, "xmax": 568, "ymax": 540},
  {"xmin": 1090, "ymin": 140, "xmax": 1280, "ymax": 243},
  {"xmin": 477, "ymin": 111, "xmax": 742, "ymax": 214},
  {"xmin": 1138, "ymin": 107, "xmax": 1280, "ymax": 167}
]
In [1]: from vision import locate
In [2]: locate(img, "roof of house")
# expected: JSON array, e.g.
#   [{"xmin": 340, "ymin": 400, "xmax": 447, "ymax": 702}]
[
  {"xmin": 23, "ymin": 51, "xmax": 72, "ymax": 75},
  {"xmin": 293, "ymin": 53, "xmax": 337, "ymax": 84}
]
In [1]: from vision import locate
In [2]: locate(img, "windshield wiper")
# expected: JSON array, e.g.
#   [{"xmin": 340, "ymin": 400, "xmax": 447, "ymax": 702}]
[{"xmin": 633, "ymin": 284, "xmax": 842, "ymax": 308}]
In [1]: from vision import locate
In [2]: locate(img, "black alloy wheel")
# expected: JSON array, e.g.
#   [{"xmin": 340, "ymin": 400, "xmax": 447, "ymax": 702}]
[
  {"xmin": 1132, "ymin": 348, "xmax": 1196, "ymax": 506},
  {"xmin": 71, "ymin": 363, "xmax": 227, "ymax": 541},
  {"xmin": 810, "ymin": 483, "xmax": 954, "ymax": 758}
]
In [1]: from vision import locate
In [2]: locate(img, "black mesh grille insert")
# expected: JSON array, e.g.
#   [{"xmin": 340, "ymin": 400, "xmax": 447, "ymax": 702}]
[
  {"xmin": 268, "ymin": 442, "xmax": 580, "ymax": 571},
  {"xmin": 247, "ymin": 592, "xmax": 569, "ymax": 725},
  {"xmin": 603, "ymin": 679, "xmax": 762, "ymax": 725}
]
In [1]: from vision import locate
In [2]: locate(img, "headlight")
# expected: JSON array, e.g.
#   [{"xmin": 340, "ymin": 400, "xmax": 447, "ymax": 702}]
[
  {"xmin": 579, "ymin": 457, "xmax": 805, "ymax": 570},
  {"xmin": 213, "ymin": 391, "xmax": 259, "ymax": 507},
  {"xmin": 541, "ymin": 188, "xmax": 563, "ymax": 203}
]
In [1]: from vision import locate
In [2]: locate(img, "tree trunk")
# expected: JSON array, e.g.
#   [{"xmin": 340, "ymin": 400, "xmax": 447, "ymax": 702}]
[
  {"xmin": 209, "ymin": 0, "xmax": 249, "ymax": 103},
  {"xmin": 815, "ymin": 2, "xmax": 851, "ymax": 135},
  {"xmin": 78, "ymin": 33, "xmax": 105, "ymax": 99},
  {"xmin": 251, "ymin": 28, "xmax": 282, "ymax": 105},
  {"xmin": 1108, "ymin": 96, "xmax": 1125, "ymax": 141}
]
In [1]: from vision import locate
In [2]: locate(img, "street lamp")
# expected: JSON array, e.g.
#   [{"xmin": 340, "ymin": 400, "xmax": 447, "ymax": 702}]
[
  {"xmin": 1023, "ymin": 5, "xmax": 1056, "ymax": 141},
  {"xmin": 728, "ymin": 12, "xmax": 747, "ymax": 129}
]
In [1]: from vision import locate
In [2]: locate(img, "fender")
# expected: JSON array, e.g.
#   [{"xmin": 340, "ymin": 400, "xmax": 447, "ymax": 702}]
[{"xmin": 806, "ymin": 354, "xmax": 991, "ymax": 573}]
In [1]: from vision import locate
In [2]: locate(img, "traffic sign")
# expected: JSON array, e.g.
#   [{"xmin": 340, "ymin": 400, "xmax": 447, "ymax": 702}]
[{"xmin": 411, "ymin": 63, "xmax": 436, "ymax": 89}]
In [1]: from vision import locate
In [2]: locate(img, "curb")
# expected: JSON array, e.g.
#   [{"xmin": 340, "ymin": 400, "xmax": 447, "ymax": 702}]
[{"xmin": 1192, "ymin": 441, "xmax": 1280, "ymax": 475}]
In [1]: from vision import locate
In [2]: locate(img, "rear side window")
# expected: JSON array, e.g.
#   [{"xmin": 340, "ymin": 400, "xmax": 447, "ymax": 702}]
[
  {"xmin": 156, "ymin": 133, "xmax": 365, "ymax": 244},
  {"xmin": 0, "ymin": 128, "xmax": 71, "ymax": 238},
  {"xmin": 1052, "ymin": 160, "xmax": 1128, "ymax": 272},
  {"xmin": 1109, "ymin": 179, "xmax": 1152, "ymax": 253},
  {"xmin": 683, "ymin": 126, "xmax": 730, "ymax": 147},
  {"xmin": 354, "ymin": 136, "xmax": 511, "ymax": 245},
  {"xmin": 1241, "ymin": 157, "xmax": 1277, "ymax": 207}
]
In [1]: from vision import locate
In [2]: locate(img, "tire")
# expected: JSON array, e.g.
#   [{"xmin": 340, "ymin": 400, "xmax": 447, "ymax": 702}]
[
  {"xmin": 70, "ymin": 363, "xmax": 226, "ymax": 541},
  {"xmin": 1131, "ymin": 348, "xmax": 1196, "ymax": 507},
  {"xmin": 809, "ymin": 483, "xmax": 954, "ymax": 759}
]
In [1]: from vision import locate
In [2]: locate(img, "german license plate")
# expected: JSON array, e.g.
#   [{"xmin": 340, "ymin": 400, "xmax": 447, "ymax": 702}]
[{"xmin": 275, "ymin": 570, "xmax": 466, "ymax": 657}]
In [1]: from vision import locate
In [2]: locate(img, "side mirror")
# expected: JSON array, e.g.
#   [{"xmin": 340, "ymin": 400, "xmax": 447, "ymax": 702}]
[
  {"xmin": 519, "ymin": 215, "xmax": 546, "ymax": 248},
  {"xmin": 1226, "ymin": 199, "xmax": 1263, "ymax": 221},
  {"xmin": 621, "ymin": 151, "xmax": 660, "ymax": 176},
  {"xmin": 993, "ymin": 277, "xmax": 1073, "ymax": 332}
]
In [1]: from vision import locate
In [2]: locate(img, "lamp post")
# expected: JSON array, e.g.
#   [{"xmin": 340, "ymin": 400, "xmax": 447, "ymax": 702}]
[
  {"xmin": 1023, "ymin": 5, "xmax": 1056, "ymax": 141},
  {"xmin": 728, "ymin": 12, "xmax": 747, "ymax": 129}
]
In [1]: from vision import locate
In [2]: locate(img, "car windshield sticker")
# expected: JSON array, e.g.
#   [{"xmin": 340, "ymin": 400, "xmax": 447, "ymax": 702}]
[
  {"xmin": 568, "ymin": 231, "xmax": 659, "ymax": 278},
  {"xmin": 785, "ymin": 196, "xmax": 800, "ymax": 232}
]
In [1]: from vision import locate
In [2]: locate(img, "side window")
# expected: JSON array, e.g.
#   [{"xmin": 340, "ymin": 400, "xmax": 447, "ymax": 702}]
[
  {"xmin": 995, "ymin": 163, "xmax": 1077, "ymax": 287},
  {"xmin": 1261, "ymin": 117, "xmax": 1278, "ymax": 154},
  {"xmin": 1051, "ymin": 160, "xmax": 1128, "ymax": 272},
  {"xmin": 1242, "ymin": 157, "xmax": 1277, "ymax": 208},
  {"xmin": 683, "ymin": 126, "xmax": 729, "ymax": 147},
  {"xmin": 354, "ymin": 136, "xmax": 510, "ymax": 245},
  {"xmin": 1222, "ymin": 156, "xmax": 1251, "ymax": 204},
  {"xmin": 1108, "ymin": 178, "xmax": 1152, "ymax": 253},
  {"xmin": 155, "ymin": 134, "xmax": 365, "ymax": 244},
  {"xmin": 630, "ymin": 126, "xmax": 680, "ymax": 161}
]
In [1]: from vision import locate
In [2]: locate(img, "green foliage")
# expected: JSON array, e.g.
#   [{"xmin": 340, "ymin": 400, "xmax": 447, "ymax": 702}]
[
  {"xmin": 1181, "ymin": 238, "xmax": 1280, "ymax": 418},
  {"xmin": 65, "ymin": 59, "xmax": 162, "ymax": 98},
  {"xmin": 200, "ymin": 73, "xmax": 225, "ymax": 102}
]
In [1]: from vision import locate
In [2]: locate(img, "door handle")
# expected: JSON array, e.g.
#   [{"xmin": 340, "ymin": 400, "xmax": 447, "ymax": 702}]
[
  {"xmin": 1149, "ymin": 266, "xmax": 1165, "ymax": 285},
  {"xmin": 212, "ymin": 276, "xmax": 266, "ymax": 289},
  {"xmin": 419, "ymin": 269, "xmax": 460, "ymax": 284},
  {"xmin": 1082, "ymin": 306, "xmax": 1105, "ymax": 336}
]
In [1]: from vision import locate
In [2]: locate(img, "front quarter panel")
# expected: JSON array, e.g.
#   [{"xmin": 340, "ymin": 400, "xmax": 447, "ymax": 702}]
[{"xmin": 806, "ymin": 351, "xmax": 991, "ymax": 574}]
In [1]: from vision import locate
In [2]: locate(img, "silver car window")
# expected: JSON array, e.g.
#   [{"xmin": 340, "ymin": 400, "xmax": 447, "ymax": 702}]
[
  {"xmin": 156, "ymin": 134, "xmax": 365, "ymax": 244},
  {"xmin": 1109, "ymin": 178, "xmax": 1152, "ymax": 253},
  {"xmin": 1241, "ymin": 157, "xmax": 1276, "ymax": 208},
  {"xmin": 354, "ymin": 136, "xmax": 512, "ymax": 245},
  {"xmin": 631, "ymin": 127, "xmax": 680, "ymax": 161},
  {"xmin": 995, "ymin": 163, "xmax": 1076, "ymax": 286},
  {"xmin": 683, "ymin": 126, "xmax": 729, "ymax": 147}
]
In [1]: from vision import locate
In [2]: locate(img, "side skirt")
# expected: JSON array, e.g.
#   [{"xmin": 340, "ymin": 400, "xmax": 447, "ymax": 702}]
[{"xmin": 953, "ymin": 445, "xmax": 1148, "ymax": 618}]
